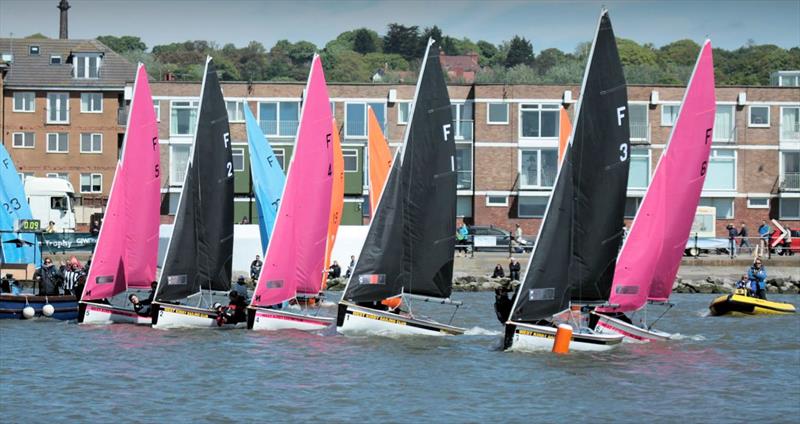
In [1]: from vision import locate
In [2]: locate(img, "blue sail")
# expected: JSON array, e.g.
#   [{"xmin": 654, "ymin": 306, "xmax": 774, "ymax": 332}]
[
  {"xmin": 245, "ymin": 103, "xmax": 286, "ymax": 254},
  {"xmin": 0, "ymin": 144, "xmax": 39, "ymax": 265}
]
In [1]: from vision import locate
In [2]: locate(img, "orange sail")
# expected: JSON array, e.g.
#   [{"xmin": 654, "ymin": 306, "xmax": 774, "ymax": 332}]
[
  {"xmin": 323, "ymin": 119, "xmax": 344, "ymax": 289},
  {"xmin": 367, "ymin": 106, "xmax": 392, "ymax": 216},
  {"xmin": 558, "ymin": 106, "xmax": 572, "ymax": 165}
]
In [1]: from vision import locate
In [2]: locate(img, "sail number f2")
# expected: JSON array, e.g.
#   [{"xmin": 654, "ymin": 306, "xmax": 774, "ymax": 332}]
[{"xmin": 224, "ymin": 132, "xmax": 233, "ymax": 177}]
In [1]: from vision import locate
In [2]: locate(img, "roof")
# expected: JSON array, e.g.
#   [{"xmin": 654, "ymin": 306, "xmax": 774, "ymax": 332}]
[
  {"xmin": 440, "ymin": 52, "xmax": 480, "ymax": 73},
  {"xmin": 0, "ymin": 38, "xmax": 136, "ymax": 90}
]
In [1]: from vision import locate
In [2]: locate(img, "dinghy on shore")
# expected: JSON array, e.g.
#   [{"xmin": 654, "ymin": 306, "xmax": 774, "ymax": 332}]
[{"xmin": 709, "ymin": 289, "xmax": 796, "ymax": 316}]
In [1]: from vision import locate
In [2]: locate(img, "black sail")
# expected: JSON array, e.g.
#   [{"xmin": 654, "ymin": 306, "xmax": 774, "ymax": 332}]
[
  {"xmin": 343, "ymin": 39, "xmax": 456, "ymax": 304},
  {"xmin": 510, "ymin": 10, "xmax": 630, "ymax": 322},
  {"xmin": 156, "ymin": 58, "xmax": 234, "ymax": 301}
]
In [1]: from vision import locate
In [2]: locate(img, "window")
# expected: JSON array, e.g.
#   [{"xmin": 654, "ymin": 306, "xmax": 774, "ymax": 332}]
[
  {"xmin": 397, "ymin": 102, "xmax": 410, "ymax": 125},
  {"xmin": 46, "ymin": 133, "xmax": 69, "ymax": 153},
  {"xmin": 29, "ymin": 45, "xmax": 40, "ymax": 55},
  {"xmin": 518, "ymin": 196, "xmax": 548, "ymax": 218},
  {"xmin": 342, "ymin": 149, "xmax": 358, "ymax": 172},
  {"xmin": 520, "ymin": 104, "xmax": 559, "ymax": 138},
  {"xmin": 457, "ymin": 196, "xmax": 472, "ymax": 218},
  {"xmin": 629, "ymin": 103, "xmax": 649, "ymax": 141},
  {"xmin": 18, "ymin": 172, "xmax": 34, "ymax": 181},
  {"xmin": 488, "ymin": 103, "xmax": 509, "ymax": 124},
  {"xmin": 486, "ymin": 195, "xmax": 509, "ymax": 207},
  {"xmin": 520, "ymin": 148, "xmax": 558, "ymax": 188},
  {"xmin": 80, "ymin": 93, "xmax": 103, "ymax": 113},
  {"xmin": 46, "ymin": 172, "xmax": 70, "ymax": 181},
  {"xmin": 80, "ymin": 133, "xmax": 102, "ymax": 153},
  {"xmin": 748, "ymin": 106, "xmax": 770, "ymax": 127},
  {"xmin": 703, "ymin": 149, "xmax": 736, "ymax": 191},
  {"xmin": 50, "ymin": 55, "xmax": 62, "ymax": 65},
  {"xmin": 345, "ymin": 102, "xmax": 386, "ymax": 137},
  {"xmin": 273, "ymin": 148, "xmax": 286, "ymax": 171},
  {"xmin": 169, "ymin": 144, "xmax": 191, "ymax": 184},
  {"xmin": 74, "ymin": 54, "xmax": 101, "ymax": 79},
  {"xmin": 782, "ymin": 151, "xmax": 800, "ymax": 190},
  {"xmin": 624, "ymin": 197, "xmax": 642, "ymax": 218},
  {"xmin": 47, "ymin": 92, "xmax": 69, "ymax": 123},
  {"xmin": 170, "ymin": 101, "xmax": 199, "ymax": 136},
  {"xmin": 747, "ymin": 197, "xmax": 770, "ymax": 209},
  {"xmin": 661, "ymin": 104, "xmax": 679, "ymax": 126},
  {"xmin": 153, "ymin": 100, "xmax": 160, "ymax": 122},
  {"xmin": 167, "ymin": 193, "xmax": 181, "ymax": 215},
  {"xmin": 455, "ymin": 145, "xmax": 472, "ymax": 190},
  {"xmin": 232, "ymin": 148, "xmax": 245, "ymax": 171},
  {"xmin": 780, "ymin": 107, "xmax": 800, "ymax": 141},
  {"xmin": 713, "ymin": 104, "xmax": 735, "ymax": 142},
  {"xmin": 451, "ymin": 102, "xmax": 473, "ymax": 140},
  {"xmin": 699, "ymin": 197, "xmax": 734, "ymax": 219},
  {"xmin": 779, "ymin": 198, "xmax": 800, "ymax": 219},
  {"xmin": 80, "ymin": 173, "xmax": 103, "ymax": 193},
  {"xmin": 628, "ymin": 147, "xmax": 650, "ymax": 189},
  {"xmin": 13, "ymin": 92, "xmax": 35, "ymax": 112},
  {"xmin": 226, "ymin": 100, "xmax": 245, "ymax": 122},
  {"xmin": 259, "ymin": 101, "xmax": 300, "ymax": 137},
  {"xmin": 12, "ymin": 132, "xmax": 34, "ymax": 148}
]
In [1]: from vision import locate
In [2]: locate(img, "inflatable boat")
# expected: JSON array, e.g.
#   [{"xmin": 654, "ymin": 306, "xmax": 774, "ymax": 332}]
[{"xmin": 709, "ymin": 290, "xmax": 796, "ymax": 316}]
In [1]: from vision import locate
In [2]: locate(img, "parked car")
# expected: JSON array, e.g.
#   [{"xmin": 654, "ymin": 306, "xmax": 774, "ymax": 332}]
[
  {"xmin": 770, "ymin": 228, "xmax": 799, "ymax": 256},
  {"xmin": 466, "ymin": 226, "xmax": 534, "ymax": 252}
]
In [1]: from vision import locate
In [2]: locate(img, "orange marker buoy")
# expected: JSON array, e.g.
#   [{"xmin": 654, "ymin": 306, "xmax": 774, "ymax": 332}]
[{"xmin": 552, "ymin": 324, "xmax": 573, "ymax": 354}]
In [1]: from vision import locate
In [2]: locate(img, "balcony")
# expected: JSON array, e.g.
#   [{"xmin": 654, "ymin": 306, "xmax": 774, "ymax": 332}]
[
  {"xmin": 259, "ymin": 120, "xmax": 299, "ymax": 138},
  {"xmin": 117, "ymin": 108, "xmax": 127, "ymax": 126},
  {"xmin": 454, "ymin": 120, "xmax": 473, "ymax": 141},
  {"xmin": 781, "ymin": 172, "xmax": 800, "ymax": 191},
  {"xmin": 781, "ymin": 122, "xmax": 800, "ymax": 142},
  {"xmin": 629, "ymin": 122, "xmax": 650, "ymax": 144}
]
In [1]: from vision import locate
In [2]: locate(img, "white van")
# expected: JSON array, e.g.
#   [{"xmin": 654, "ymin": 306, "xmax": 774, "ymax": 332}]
[{"xmin": 23, "ymin": 177, "xmax": 77, "ymax": 232}]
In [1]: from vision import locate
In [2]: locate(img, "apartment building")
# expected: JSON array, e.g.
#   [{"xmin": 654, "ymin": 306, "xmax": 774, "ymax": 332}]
[{"xmin": 0, "ymin": 38, "xmax": 136, "ymax": 221}]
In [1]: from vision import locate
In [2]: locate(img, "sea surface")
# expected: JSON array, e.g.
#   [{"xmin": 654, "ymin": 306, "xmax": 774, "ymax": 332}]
[{"xmin": 1, "ymin": 293, "xmax": 798, "ymax": 423}]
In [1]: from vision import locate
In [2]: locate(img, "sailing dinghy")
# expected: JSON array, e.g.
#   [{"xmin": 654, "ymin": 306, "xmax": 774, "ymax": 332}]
[
  {"xmin": 503, "ymin": 10, "xmax": 629, "ymax": 352},
  {"xmin": 336, "ymin": 39, "xmax": 465, "ymax": 336},
  {"xmin": 150, "ymin": 57, "xmax": 236, "ymax": 329},
  {"xmin": 79, "ymin": 64, "xmax": 161, "ymax": 325},
  {"xmin": 247, "ymin": 55, "xmax": 336, "ymax": 331},
  {"xmin": 592, "ymin": 41, "xmax": 717, "ymax": 341},
  {"xmin": 323, "ymin": 119, "xmax": 344, "ymax": 286}
]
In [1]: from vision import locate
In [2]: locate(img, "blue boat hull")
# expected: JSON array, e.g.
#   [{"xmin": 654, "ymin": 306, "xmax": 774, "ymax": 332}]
[{"xmin": 0, "ymin": 294, "xmax": 78, "ymax": 320}]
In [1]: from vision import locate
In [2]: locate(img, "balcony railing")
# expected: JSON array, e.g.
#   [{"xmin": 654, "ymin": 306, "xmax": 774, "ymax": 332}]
[
  {"xmin": 781, "ymin": 172, "xmax": 800, "ymax": 191},
  {"xmin": 259, "ymin": 120, "xmax": 299, "ymax": 138},
  {"xmin": 713, "ymin": 126, "xmax": 737, "ymax": 143},
  {"xmin": 454, "ymin": 120, "xmax": 473, "ymax": 141},
  {"xmin": 781, "ymin": 122, "xmax": 800, "ymax": 142},
  {"xmin": 117, "ymin": 109, "xmax": 127, "ymax": 125},
  {"xmin": 629, "ymin": 122, "xmax": 650, "ymax": 143}
]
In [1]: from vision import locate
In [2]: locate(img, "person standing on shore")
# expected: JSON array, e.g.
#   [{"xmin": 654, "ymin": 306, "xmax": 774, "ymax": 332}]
[
  {"xmin": 508, "ymin": 258, "xmax": 521, "ymax": 281},
  {"xmin": 250, "ymin": 255, "xmax": 263, "ymax": 281},
  {"xmin": 747, "ymin": 258, "xmax": 767, "ymax": 300},
  {"xmin": 739, "ymin": 223, "xmax": 750, "ymax": 253},
  {"xmin": 758, "ymin": 220, "xmax": 771, "ymax": 258},
  {"xmin": 345, "ymin": 255, "xmax": 356, "ymax": 278},
  {"xmin": 727, "ymin": 224, "xmax": 738, "ymax": 258}
]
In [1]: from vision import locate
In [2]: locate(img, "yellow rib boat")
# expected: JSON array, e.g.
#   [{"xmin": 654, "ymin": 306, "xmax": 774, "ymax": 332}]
[{"xmin": 709, "ymin": 289, "xmax": 796, "ymax": 316}]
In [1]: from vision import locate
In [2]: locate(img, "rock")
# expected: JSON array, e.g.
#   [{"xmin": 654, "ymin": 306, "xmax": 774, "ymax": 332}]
[
  {"xmin": 768, "ymin": 285, "xmax": 779, "ymax": 294},
  {"xmin": 782, "ymin": 285, "xmax": 799, "ymax": 294},
  {"xmin": 481, "ymin": 281, "xmax": 501, "ymax": 291},
  {"xmin": 476, "ymin": 276, "xmax": 489, "ymax": 283}
]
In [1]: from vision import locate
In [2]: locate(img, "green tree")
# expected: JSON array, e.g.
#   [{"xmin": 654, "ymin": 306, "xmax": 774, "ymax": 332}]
[
  {"xmin": 353, "ymin": 28, "xmax": 380, "ymax": 54},
  {"xmin": 97, "ymin": 35, "xmax": 147, "ymax": 53},
  {"xmin": 505, "ymin": 36, "xmax": 534, "ymax": 68},
  {"xmin": 24, "ymin": 33, "xmax": 49, "ymax": 39},
  {"xmin": 616, "ymin": 38, "xmax": 657, "ymax": 66},
  {"xmin": 321, "ymin": 49, "xmax": 371, "ymax": 82},
  {"xmin": 657, "ymin": 39, "xmax": 701, "ymax": 67},
  {"xmin": 535, "ymin": 48, "xmax": 567, "ymax": 75},
  {"xmin": 383, "ymin": 23, "xmax": 421, "ymax": 61}
]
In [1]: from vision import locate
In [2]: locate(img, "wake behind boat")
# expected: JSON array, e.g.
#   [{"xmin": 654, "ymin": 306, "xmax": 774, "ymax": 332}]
[
  {"xmin": 336, "ymin": 38, "xmax": 465, "ymax": 337},
  {"xmin": 150, "ymin": 56, "xmax": 238, "ymax": 329}
]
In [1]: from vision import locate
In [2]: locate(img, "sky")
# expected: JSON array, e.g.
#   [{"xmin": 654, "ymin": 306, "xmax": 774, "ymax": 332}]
[{"xmin": 0, "ymin": 0, "xmax": 798, "ymax": 53}]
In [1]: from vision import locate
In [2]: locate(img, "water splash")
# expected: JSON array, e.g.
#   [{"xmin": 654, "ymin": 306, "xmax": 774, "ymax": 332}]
[{"xmin": 464, "ymin": 326, "xmax": 502, "ymax": 336}]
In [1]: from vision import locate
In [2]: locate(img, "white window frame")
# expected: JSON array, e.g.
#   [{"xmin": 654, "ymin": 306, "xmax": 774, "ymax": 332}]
[
  {"xmin": 713, "ymin": 103, "xmax": 736, "ymax": 143},
  {"xmin": 660, "ymin": 103, "xmax": 679, "ymax": 127},
  {"xmin": 46, "ymin": 132, "xmax": 69, "ymax": 153},
  {"xmin": 779, "ymin": 198, "xmax": 800, "ymax": 220},
  {"xmin": 519, "ymin": 148, "xmax": 558, "ymax": 189},
  {"xmin": 779, "ymin": 106, "xmax": 800, "ymax": 142},
  {"xmin": 46, "ymin": 172, "xmax": 70, "ymax": 181},
  {"xmin": 451, "ymin": 102, "xmax": 473, "ymax": 141},
  {"xmin": 46, "ymin": 92, "xmax": 70, "ymax": 124},
  {"xmin": 273, "ymin": 147, "xmax": 286, "ymax": 171},
  {"xmin": 519, "ymin": 103, "xmax": 560, "ymax": 140},
  {"xmin": 170, "ymin": 100, "xmax": 199, "ymax": 136},
  {"xmin": 397, "ymin": 101, "xmax": 411, "ymax": 125},
  {"xmin": 485, "ymin": 194, "xmax": 509, "ymax": 207},
  {"xmin": 628, "ymin": 102, "xmax": 649, "ymax": 142},
  {"xmin": 487, "ymin": 102, "xmax": 509, "ymax": 125},
  {"xmin": 73, "ymin": 54, "xmax": 101, "ymax": 79},
  {"xmin": 80, "ymin": 92, "xmax": 103, "ymax": 113},
  {"xmin": 342, "ymin": 148, "xmax": 359, "ymax": 173},
  {"xmin": 153, "ymin": 100, "xmax": 161, "ymax": 122},
  {"xmin": 517, "ymin": 194, "xmax": 550, "ymax": 218},
  {"xmin": 345, "ymin": 102, "xmax": 386, "ymax": 139},
  {"xmin": 169, "ymin": 143, "xmax": 192, "ymax": 184},
  {"xmin": 232, "ymin": 148, "xmax": 245, "ymax": 172},
  {"xmin": 704, "ymin": 148, "xmax": 737, "ymax": 192},
  {"xmin": 226, "ymin": 100, "xmax": 245, "ymax": 123},
  {"xmin": 12, "ymin": 132, "xmax": 35, "ymax": 149},
  {"xmin": 13, "ymin": 92, "xmax": 35, "ymax": 112},
  {"xmin": 50, "ymin": 55, "xmax": 62, "ymax": 65},
  {"xmin": 747, "ymin": 197, "xmax": 770, "ymax": 209},
  {"xmin": 80, "ymin": 173, "xmax": 103, "ymax": 193},
  {"xmin": 628, "ymin": 147, "xmax": 651, "ymax": 189},
  {"xmin": 747, "ymin": 105, "xmax": 770, "ymax": 128},
  {"xmin": 257, "ymin": 101, "xmax": 301, "ymax": 138},
  {"xmin": 700, "ymin": 197, "xmax": 735, "ymax": 219},
  {"xmin": 80, "ymin": 133, "xmax": 103, "ymax": 154}
]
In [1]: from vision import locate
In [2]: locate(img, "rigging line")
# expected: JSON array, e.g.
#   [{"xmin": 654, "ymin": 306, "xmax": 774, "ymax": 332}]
[{"xmin": 647, "ymin": 303, "xmax": 673, "ymax": 330}]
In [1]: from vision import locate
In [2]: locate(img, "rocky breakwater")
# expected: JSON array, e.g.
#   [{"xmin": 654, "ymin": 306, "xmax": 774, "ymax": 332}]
[{"xmin": 672, "ymin": 277, "xmax": 800, "ymax": 294}]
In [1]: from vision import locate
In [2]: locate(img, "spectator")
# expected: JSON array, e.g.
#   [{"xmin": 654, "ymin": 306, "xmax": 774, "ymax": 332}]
[
  {"xmin": 45, "ymin": 221, "xmax": 57, "ymax": 233},
  {"xmin": 515, "ymin": 224, "xmax": 525, "ymax": 245},
  {"xmin": 726, "ymin": 224, "xmax": 738, "ymax": 258},
  {"xmin": 34, "ymin": 257, "xmax": 62, "ymax": 296},
  {"xmin": 492, "ymin": 264, "xmax": 505, "ymax": 278},
  {"xmin": 240, "ymin": 216, "xmax": 250, "ymax": 225},
  {"xmin": 250, "ymin": 255, "xmax": 263, "ymax": 281},
  {"xmin": 739, "ymin": 223, "xmax": 750, "ymax": 253},
  {"xmin": 456, "ymin": 222, "xmax": 469, "ymax": 257},
  {"xmin": 508, "ymin": 258, "xmax": 521, "ymax": 282},
  {"xmin": 345, "ymin": 255, "xmax": 356, "ymax": 278},
  {"xmin": 90, "ymin": 220, "xmax": 101, "ymax": 236},
  {"xmin": 328, "ymin": 261, "xmax": 341, "ymax": 279},
  {"xmin": 758, "ymin": 220, "xmax": 771, "ymax": 258}
]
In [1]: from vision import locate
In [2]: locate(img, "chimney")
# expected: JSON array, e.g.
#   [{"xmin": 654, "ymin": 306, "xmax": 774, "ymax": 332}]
[{"xmin": 58, "ymin": 0, "xmax": 70, "ymax": 39}]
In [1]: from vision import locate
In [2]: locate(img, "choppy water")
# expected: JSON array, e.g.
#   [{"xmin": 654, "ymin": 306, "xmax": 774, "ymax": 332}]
[{"xmin": 1, "ymin": 293, "xmax": 798, "ymax": 423}]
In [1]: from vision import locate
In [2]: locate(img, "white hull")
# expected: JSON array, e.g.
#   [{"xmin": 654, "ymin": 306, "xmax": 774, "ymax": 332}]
[
  {"xmin": 80, "ymin": 302, "xmax": 152, "ymax": 325},
  {"xmin": 336, "ymin": 302, "xmax": 465, "ymax": 336},
  {"xmin": 591, "ymin": 312, "xmax": 671, "ymax": 342},
  {"xmin": 151, "ymin": 303, "xmax": 244, "ymax": 329},
  {"xmin": 249, "ymin": 307, "xmax": 333, "ymax": 331},
  {"xmin": 507, "ymin": 322, "xmax": 623, "ymax": 352}
]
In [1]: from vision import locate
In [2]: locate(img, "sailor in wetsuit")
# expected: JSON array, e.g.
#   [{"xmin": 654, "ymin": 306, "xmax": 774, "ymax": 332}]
[
  {"xmin": 216, "ymin": 290, "xmax": 248, "ymax": 326},
  {"xmin": 129, "ymin": 293, "xmax": 152, "ymax": 317},
  {"xmin": 494, "ymin": 285, "xmax": 513, "ymax": 324}
]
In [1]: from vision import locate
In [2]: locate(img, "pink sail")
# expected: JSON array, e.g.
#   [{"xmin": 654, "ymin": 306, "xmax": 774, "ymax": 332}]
[
  {"xmin": 251, "ymin": 55, "xmax": 333, "ymax": 307},
  {"xmin": 82, "ymin": 64, "xmax": 160, "ymax": 300},
  {"xmin": 603, "ymin": 41, "xmax": 716, "ymax": 312}
]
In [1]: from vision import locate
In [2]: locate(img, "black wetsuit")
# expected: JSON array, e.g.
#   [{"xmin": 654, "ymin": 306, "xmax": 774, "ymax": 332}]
[{"xmin": 494, "ymin": 289, "xmax": 513, "ymax": 324}]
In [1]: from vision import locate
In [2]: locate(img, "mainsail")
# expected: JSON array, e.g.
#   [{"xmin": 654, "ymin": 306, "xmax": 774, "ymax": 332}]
[
  {"xmin": 557, "ymin": 106, "xmax": 572, "ymax": 165},
  {"xmin": 83, "ymin": 64, "xmax": 160, "ymax": 300},
  {"xmin": 341, "ymin": 39, "xmax": 456, "ymax": 304},
  {"xmin": 603, "ymin": 41, "xmax": 716, "ymax": 312},
  {"xmin": 244, "ymin": 102, "xmax": 286, "ymax": 254},
  {"xmin": 251, "ymin": 54, "xmax": 333, "ymax": 307},
  {"xmin": 155, "ymin": 57, "xmax": 234, "ymax": 302},
  {"xmin": 0, "ymin": 145, "xmax": 38, "ymax": 265},
  {"xmin": 367, "ymin": 106, "xmax": 392, "ymax": 216},
  {"xmin": 323, "ymin": 119, "xmax": 344, "ymax": 288},
  {"xmin": 509, "ymin": 10, "xmax": 630, "ymax": 322}
]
